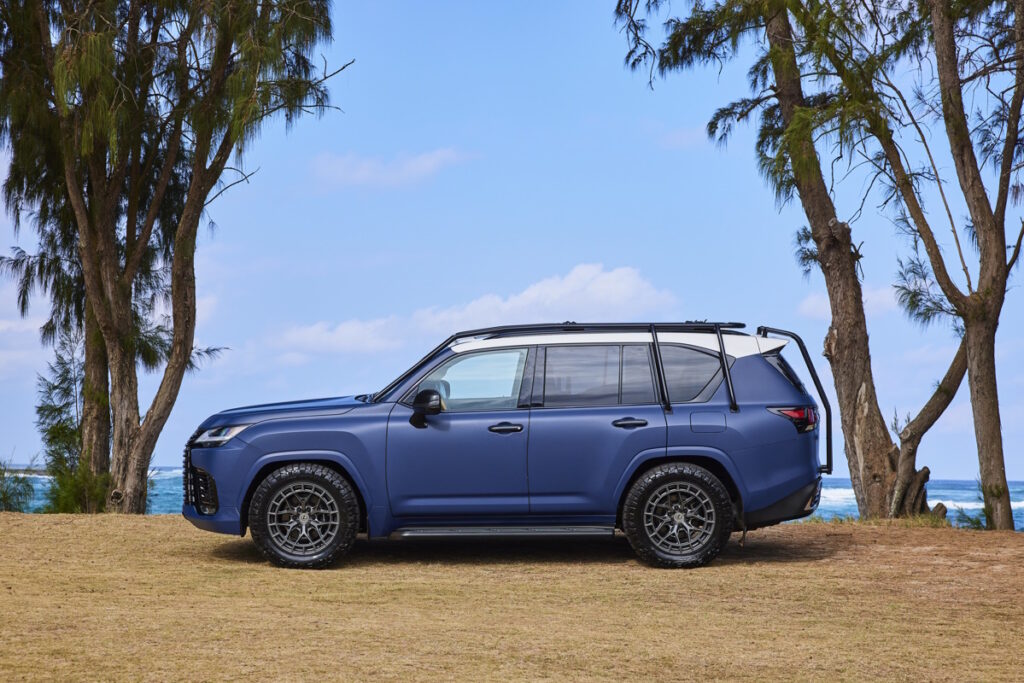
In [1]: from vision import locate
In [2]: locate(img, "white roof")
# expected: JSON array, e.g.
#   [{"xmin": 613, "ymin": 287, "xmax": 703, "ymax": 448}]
[{"xmin": 450, "ymin": 331, "xmax": 787, "ymax": 358}]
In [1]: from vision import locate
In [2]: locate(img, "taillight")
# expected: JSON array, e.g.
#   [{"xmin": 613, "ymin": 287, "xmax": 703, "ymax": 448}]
[{"xmin": 768, "ymin": 406, "xmax": 818, "ymax": 432}]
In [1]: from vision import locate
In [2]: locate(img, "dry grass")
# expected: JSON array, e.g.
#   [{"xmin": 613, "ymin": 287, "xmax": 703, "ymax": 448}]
[{"xmin": 1, "ymin": 514, "xmax": 1022, "ymax": 681}]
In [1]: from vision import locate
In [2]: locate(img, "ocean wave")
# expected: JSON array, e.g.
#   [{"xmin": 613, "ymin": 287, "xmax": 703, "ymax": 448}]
[
  {"xmin": 148, "ymin": 468, "xmax": 183, "ymax": 480},
  {"xmin": 931, "ymin": 499, "xmax": 1024, "ymax": 511},
  {"xmin": 819, "ymin": 488, "xmax": 857, "ymax": 505}
]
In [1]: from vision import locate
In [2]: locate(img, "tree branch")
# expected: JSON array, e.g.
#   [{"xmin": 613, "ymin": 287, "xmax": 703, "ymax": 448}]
[
  {"xmin": 928, "ymin": 0, "xmax": 998, "ymax": 249},
  {"xmin": 994, "ymin": 0, "xmax": 1024, "ymax": 231}
]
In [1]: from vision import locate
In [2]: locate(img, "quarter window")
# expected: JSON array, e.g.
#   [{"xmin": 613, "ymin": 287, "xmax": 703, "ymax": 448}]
[
  {"xmin": 661, "ymin": 345, "xmax": 722, "ymax": 403},
  {"xmin": 621, "ymin": 345, "xmax": 656, "ymax": 404},
  {"xmin": 414, "ymin": 348, "xmax": 528, "ymax": 412}
]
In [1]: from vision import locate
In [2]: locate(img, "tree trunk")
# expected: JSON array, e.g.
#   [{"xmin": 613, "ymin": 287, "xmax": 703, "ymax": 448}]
[
  {"xmin": 105, "ymin": 338, "xmax": 145, "ymax": 513},
  {"xmin": 80, "ymin": 302, "xmax": 110, "ymax": 480},
  {"xmin": 103, "ymin": 204, "xmax": 202, "ymax": 514},
  {"xmin": 889, "ymin": 339, "xmax": 968, "ymax": 517},
  {"xmin": 765, "ymin": 12, "xmax": 902, "ymax": 518},
  {"xmin": 963, "ymin": 318, "xmax": 1014, "ymax": 529}
]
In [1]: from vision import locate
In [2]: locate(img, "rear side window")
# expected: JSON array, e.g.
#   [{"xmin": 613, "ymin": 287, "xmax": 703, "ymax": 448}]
[
  {"xmin": 544, "ymin": 346, "xmax": 619, "ymax": 407},
  {"xmin": 661, "ymin": 345, "xmax": 721, "ymax": 403},
  {"xmin": 542, "ymin": 344, "xmax": 658, "ymax": 407}
]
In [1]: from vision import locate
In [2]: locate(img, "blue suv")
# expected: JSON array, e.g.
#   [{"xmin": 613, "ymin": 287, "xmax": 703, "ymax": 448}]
[{"xmin": 183, "ymin": 322, "xmax": 831, "ymax": 569}]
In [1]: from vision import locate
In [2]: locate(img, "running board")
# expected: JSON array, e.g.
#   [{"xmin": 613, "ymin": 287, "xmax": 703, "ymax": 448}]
[{"xmin": 391, "ymin": 525, "xmax": 615, "ymax": 539}]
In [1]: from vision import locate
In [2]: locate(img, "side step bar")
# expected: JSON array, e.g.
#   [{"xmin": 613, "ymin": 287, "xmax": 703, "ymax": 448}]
[{"xmin": 391, "ymin": 526, "xmax": 615, "ymax": 539}]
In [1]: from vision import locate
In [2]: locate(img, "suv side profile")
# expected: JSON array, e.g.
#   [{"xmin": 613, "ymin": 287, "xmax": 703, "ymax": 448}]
[{"xmin": 183, "ymin": 322, "xmax": 831, "ymax": 569}]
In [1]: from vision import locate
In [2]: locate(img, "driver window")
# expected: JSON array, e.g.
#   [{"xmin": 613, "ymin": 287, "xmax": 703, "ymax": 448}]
[{"xmin": 416, "ymin": 348, "xmax": 528, "ymax": 412}]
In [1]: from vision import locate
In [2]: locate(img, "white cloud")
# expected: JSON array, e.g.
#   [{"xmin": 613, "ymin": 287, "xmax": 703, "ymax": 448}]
[
  {"xmin": 863, "ymin": 285, "xmax": 899, "ymax": 315},
  {"xmin": 312, "ymin": 148, "xmax": 468, "ymax": 188},
  {"xmin": 0, "ymin": 317, "xmax": 42, "ymax": 334},
  {"xmin": 797, "ymin": 292, "xmax": 831, "ymax": 320},
  {"xmin": 276, "ymin": 264, "xmax": 676, "ymax": 359},
  {"xmin": 902, "ymin": 342, "xmax": 961, "ymax": 366},
  {"xmin": 196, "ymin": 295, "xmax": 218, "ymax": 324},
  {"xmin": 798, "ymin": 285, "xmax": 898, "ymax": 320},
  {"xmin": 279, "ymin": 317, "xmax": 404, "ymax": 354},
  {"xmin": 660, "ymin": 126, "xmax": 709, "ymax": 150},
  {"xmin": 0, "ymin": 284, "xmax": 47, "ymax": 381}
]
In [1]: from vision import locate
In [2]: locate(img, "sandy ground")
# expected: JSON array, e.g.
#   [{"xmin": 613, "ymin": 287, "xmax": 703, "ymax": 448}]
[{"xmin": 0, "ymin": 514, "xmax": 1021, "ymax": 681}]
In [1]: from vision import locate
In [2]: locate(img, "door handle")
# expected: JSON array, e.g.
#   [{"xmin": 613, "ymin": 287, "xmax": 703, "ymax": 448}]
[
  {"xmin": 612, "ymin": 417, "xmax": 648, "ymax": 429},
  {"xmin": 488, "ymin": 422, "xmax": 524, "ymax": 434}
]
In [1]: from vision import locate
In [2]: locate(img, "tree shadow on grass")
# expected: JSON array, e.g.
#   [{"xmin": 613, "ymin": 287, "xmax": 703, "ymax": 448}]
[
  {"xmin": 209, "ymin": 531, "xmax": 835, "ymax": 568},
  {"xmin": 715, "ymin": 532, "xmax": 837, "ymax": 566}
]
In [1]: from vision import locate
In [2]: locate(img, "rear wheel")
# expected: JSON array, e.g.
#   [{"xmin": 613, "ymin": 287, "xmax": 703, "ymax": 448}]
[
  {"xmin": 622, "ymin": 463, "xmax": 733, "ymax": 568},
  {"xmin": 248, "ymin": 463, "xmax": 359, "ymax": 569}
]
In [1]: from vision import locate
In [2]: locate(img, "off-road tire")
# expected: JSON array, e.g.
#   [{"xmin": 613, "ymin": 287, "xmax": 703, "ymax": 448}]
[
  {"xmin": 622, "ymin": 462, "xmax": 733, "ymax": 568},
  {"xmin": 248, "ymin": 463, "xmax": 360, "ymax": 569}
]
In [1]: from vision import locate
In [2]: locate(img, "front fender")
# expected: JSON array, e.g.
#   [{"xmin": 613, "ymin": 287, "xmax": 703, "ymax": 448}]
[{"xmin": 239, "ymin": 449, "xmax": 374, "ymax": 515}]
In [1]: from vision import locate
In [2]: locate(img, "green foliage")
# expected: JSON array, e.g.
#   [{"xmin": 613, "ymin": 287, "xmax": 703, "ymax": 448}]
[
  {"xmin": 35, "ymin": 327, "xmax": 108, "ymax": 512},
  {"xmin": 952, "ymin": 479, "xmax": 1003, "ymax": 530},
  {"xmin": 0, "ymin": 458, "xmax": 35, "ymax": 512},
  {"xmin": 43, "ymin": 453, "xmax": 110, "ymax": 514},
  {"xmin": 894, "ymin": 255, "xmax": 960, "ymax": 328}
]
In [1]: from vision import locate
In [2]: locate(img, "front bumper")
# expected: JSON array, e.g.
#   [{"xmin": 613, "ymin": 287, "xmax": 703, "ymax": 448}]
[
  {"xmin": 743, "ymin": 477, "xmax": 821, "ymax": 529},
  {"xmin": 182, "ymin": 438, "xmax": 249, "ymax": 536},
  {"xmin": 182, "ymin": 503, "xmax": 245, "ymax": 535}
]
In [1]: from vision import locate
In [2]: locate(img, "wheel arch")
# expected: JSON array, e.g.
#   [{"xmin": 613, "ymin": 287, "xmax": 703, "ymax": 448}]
[
  {"xmin": 240, "ymin": 451, "xmax": 370, "ymax": 535},
  {"xmin": 615, "ymin": 452, "xmax": 744, "ymax": 528}
]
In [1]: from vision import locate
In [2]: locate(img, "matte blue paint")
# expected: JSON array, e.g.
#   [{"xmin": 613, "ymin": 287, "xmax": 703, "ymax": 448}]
[
  {"xmin": 183, "ymin": 336, "xmax": 822, "ymax": 538},
  {"xmin": 689, "ymin": 411, "xmax": 726, "ymax": 433}
]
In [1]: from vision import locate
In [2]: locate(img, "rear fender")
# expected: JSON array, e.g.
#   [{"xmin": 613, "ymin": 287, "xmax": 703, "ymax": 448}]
[{"xmin": 614, "ymin": 446, "xmax": 748, "ymax": 509}]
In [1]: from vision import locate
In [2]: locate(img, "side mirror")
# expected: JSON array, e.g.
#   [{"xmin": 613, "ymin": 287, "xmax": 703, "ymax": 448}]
[{"xmin": 412, "ymin": 389, "xmax": 442, "ymax": 415}]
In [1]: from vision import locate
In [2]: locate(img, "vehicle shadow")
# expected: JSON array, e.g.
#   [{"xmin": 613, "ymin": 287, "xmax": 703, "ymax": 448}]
[{"xmin": 209, "ymin": 530, "xmax": 836, "ymax": 568}]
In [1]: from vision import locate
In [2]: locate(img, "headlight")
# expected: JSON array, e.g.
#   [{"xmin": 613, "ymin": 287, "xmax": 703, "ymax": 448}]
[{"xmin": 193, "ymin": 424, "xmax": 250, "ymax": 448}]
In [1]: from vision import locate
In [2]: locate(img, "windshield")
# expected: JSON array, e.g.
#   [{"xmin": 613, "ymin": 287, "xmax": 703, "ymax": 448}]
[{"xmin": 371, "ymin": 342, "xmax": 455, "ymax": 403}]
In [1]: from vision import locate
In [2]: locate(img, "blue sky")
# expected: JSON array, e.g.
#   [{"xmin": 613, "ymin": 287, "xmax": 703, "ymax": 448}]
[{"xmin": 1, "ymin": 1, "xmax": 1022, "ymax": 479}]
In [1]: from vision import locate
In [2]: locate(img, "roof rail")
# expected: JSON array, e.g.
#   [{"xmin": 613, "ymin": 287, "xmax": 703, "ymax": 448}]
[{"xmin": 451, "ymin": 321, "xmax": 746, "ymax": 341}]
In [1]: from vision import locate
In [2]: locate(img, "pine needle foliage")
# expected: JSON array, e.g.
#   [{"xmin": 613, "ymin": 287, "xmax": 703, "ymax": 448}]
[{"xmin": 35, "ymin": 327, "xmax": 109, "ymax": 512}]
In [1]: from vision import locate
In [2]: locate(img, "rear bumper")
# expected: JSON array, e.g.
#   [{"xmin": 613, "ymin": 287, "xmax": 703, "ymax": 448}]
[{"xmin": 743, "ymin": 477, "xmax": 821, "ymax": 529}]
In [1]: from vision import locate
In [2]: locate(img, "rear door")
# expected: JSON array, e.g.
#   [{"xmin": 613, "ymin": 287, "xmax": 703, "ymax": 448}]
[{"xmin": 527, "ymin": 344, "xmax": 666, "ymax": 515}]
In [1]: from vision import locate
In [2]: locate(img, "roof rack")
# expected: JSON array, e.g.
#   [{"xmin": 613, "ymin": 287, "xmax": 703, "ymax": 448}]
[{"xmin": 451, "ymin": 321, "xmax": 746, "ymax": 341}]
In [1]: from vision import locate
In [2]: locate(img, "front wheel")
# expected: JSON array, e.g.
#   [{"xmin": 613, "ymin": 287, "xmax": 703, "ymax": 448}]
[
  {"xmin": 248, "ymin": 463, "xmax": 360, "ymax": 569},
  {"xmin": 622, "ymin": 463, "xmax": 733, "ymax": 568}
]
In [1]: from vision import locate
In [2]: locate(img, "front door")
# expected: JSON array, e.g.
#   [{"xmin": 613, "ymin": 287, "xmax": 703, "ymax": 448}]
[
  {"xmin": 527, "ymin": 344, "xmax": 667, "ymax": 515},
  {"xmin": 386, "ymin": 347, "xmax": 532, "ymax": 518}
]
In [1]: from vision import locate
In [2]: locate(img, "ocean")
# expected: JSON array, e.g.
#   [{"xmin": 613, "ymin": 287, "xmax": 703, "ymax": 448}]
[{"xmin": 16, "ymin": 469, "xmax": 1024, "ymax": 529}]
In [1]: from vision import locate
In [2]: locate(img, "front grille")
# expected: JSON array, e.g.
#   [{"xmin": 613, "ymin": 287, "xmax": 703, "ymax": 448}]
[
  {"xmin": 182, "ymin": 429, "xmax": 202, "ymax": 506},
  {"xmin": 183, "ymin": 429, "xmax": 218, "ymax": 514}
]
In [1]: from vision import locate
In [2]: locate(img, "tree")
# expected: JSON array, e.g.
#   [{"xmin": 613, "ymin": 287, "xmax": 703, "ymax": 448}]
[
  {"xmin": 0, "ymin": 103, "xmax": 111, "ymax": 482},
  {"xmin": 782, "ymin": 0, "xmax": 1022, "ymax": 528},
  {"xmin": 0, "ymin": 0, "xmax": 348, "ymax": 512},
  {"xmin": 616, "ymin": 0, "xmax": 968, "ymax": 518},
  {"xmin": 35, "ymin": 326, "xmax": 109, "ymax": 512}
]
